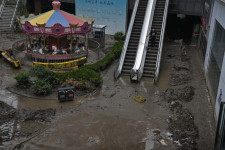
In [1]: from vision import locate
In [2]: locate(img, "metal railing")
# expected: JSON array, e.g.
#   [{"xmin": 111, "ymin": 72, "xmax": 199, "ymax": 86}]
[
  {"xmin": 154, "ymin": 0, "xmax": 170, "ymax": 83},
  {"xmin": 10, "ymin": 0, "xmax": 22, "ymax": 28},
  {"xmin": 0, "ymin": 0, "xmax": 6, "ymax": 18},
  {"xmin": 130, "ymin": 0, "xmax": 156, "ymax": 81},
  {"xmin": 114, "ymin": 0, "xmax": 140, "ymax": 79}
]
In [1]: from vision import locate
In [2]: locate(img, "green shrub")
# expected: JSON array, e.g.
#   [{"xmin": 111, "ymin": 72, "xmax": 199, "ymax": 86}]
[
  {"xmin": 112, "ymin": 41, "xmax": 124, "ymax": 58},
  {"xmin": 56, "ymin": 68, "xmax": 102, "ymax": 88},
  {"xmin": 55, "ymin": 41, "xmax": 124, "ymax": 89},
  {"xmin": 32, "ymin": 79, "xmax": 52, "ymax": 95},
  {"xmin": 14, "ymin": 72, "xmax": 31, "ymax": 89},
  {"xmin": 23, "ymin": 8, "xmax": 29, "ymax": 18},
  {"xmin": 29, "ymin": 65, "xmax": 57, "ymax": 86},
  {"xmin": 30, "ymin": 65, "xmax": 52, "ymax": 78},
  {"xmin": 114, "ymin": 32, "xmax": 125, "ymax": 41},
  {"xmin": 81, "ymin": 41, "xmax": 124, "ymax": 72}
]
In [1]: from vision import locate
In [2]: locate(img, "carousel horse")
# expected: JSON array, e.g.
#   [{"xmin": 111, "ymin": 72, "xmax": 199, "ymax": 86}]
[{"xmin": 52, "ymin": 45, "xmax": 58, "ymax": 55}]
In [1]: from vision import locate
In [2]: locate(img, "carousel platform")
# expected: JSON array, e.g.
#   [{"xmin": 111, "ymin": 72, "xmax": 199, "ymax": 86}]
[{"xmin": 26, "ymin": 49, "xmax": 87, "ymax": 63}]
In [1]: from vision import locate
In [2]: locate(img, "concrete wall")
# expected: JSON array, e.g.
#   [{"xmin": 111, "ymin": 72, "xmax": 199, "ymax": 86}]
[
  {"xmin": 204, "ymin": 0, "xmax": 225, "ymax": 118},
  {"xmin": 216, "ymin": 55, "xmax": 225, "ymax": 117},
  {"xmin": 167, "ymin": 0, "xmax": 205, "ymax": 16}
]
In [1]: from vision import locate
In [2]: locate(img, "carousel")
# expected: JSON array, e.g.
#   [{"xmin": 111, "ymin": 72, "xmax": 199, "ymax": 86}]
[{"xmin": 19, "ymin": 0, "xmax": 94, "ymax": 65}]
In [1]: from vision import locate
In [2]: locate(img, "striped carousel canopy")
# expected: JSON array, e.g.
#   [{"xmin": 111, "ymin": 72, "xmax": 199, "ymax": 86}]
[{"xmin": 19, "ymin": 0, "xmax": 94, "ymax": 36}]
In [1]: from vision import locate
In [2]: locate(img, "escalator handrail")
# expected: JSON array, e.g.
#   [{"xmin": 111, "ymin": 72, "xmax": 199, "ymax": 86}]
[
  {"xmin": 131, "ymin": 0, "xmax": 156, "ymax": 81},
  {"xmin": 114, "ymin": 0, "xmax": 140, "ymax": 79},
  {"xmin": 154, "ymin": 0, "xmax": 170, "ymax": 83}
]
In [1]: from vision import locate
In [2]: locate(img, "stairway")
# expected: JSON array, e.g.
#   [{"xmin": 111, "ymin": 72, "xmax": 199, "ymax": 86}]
[
  {"xmin": 143, "ymin": 0, "xmax": 166, "ymax": 78},
  {"xmin": 0, "ymin": 1, "xmax": 17, "ymax": 32},
  {"xmin": 121, "ymin": 0, "xmax": 148, "ymax": 75}
]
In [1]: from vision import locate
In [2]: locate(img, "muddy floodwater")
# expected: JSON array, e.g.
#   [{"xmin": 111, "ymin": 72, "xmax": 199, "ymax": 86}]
[{"xmin": 0, "ymin": 38, "xmax": 216, "ymax": 150}]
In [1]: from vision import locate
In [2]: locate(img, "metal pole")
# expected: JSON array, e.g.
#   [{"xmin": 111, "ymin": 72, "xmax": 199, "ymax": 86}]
[
  {"xmin": 70, "ymin": 35, "xmax": 73, "ymax": 52},
  {"xmin": 43, "ymin": 36, "xmax": 46, "ymax": 51},
  {"xmin": 26, "ymin": 34, "xmax": 28, "ymax": 53},
  {"xmin": 86, "ymin": 33, "xmax": 89, "ymax": 49}
]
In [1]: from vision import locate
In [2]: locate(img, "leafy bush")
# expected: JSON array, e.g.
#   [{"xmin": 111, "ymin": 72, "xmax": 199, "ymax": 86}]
[
  {"xmin": 14, "ymin": 72, "xmax": 31, "ymax": 88},
  {"xmin": 32, "ymin": 79, "xmax": 52, "ymax": 95},
  {"xmin": 23, "ymin": 8, "xmax": 29, "ymax": 18},
  {"xmin": 29, "ymin": 65, "xmax": 57, "ymax": 86},
  {"xmin": 56, "ymin": 68, "xmax": 102, "ymax": 88},
  {"xmin": 61, "ymin": 79, "xmax": 93, "ymax": 91},
  {"xmin": 81, "ymin": 41, "xmax": 124, "ymax": 72},
  {"xmin": 56, "ymin": 41, "xmax": 123, "ymax": 91},
  {"xmin": 112, "ymin": 41, "xmax": 124, "ymax": 58},
  {"xmin": 114, "ymin": 32, "xmax": 125, "ymax": 41},
  {"xmin": 30, "ymin": 65, "xmax": 52, "ymax": 78}
]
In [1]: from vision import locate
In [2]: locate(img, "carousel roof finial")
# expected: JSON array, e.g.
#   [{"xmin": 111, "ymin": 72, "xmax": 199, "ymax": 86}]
[{"xmin": 52, "ymin": 0, "xmax": 61, "ymax": 10}]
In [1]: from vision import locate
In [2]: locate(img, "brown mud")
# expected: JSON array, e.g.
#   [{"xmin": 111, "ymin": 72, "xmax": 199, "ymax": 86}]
[
  {"xmin": 0, "ymin": 34, "xmax": 216, "ymax": 150},
  {"xmin": 0, "ymin": 101, "xmax": 56, "ymax": 144}
]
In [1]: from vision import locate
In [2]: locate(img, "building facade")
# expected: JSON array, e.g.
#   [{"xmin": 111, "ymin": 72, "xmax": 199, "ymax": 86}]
[{"xmin": 204, "ymin": 0, "xmax": 225, "ymax": 118}]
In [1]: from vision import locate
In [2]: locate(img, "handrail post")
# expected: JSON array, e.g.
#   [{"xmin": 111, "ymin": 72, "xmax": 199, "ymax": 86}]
[
  {"xmin": 0, "ymin": 0, "xmax": 6, "ymax": 18},
  {"xmin": 10, "ymin": 0, "xmax": 21, "ymax": 29}
]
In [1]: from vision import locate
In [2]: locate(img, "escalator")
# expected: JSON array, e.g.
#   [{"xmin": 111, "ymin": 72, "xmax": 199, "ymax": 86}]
[
  {"xmin": 121, "ymin": 0, "xmax": 148, "ymax": 75},
  {"xmin": 143, "ymin": 0, "xmax": 167, "ymax": 78},
  {"xmin": 115, "ymin": 0, "xmax": 169, "ymax": 82}
]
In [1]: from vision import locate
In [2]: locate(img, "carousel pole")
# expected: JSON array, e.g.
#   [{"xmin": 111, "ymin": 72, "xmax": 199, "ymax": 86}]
[
  {"xmin": 26, "ymin": 34, "xmax": 28, "ymax": 53},
  {"xmin": 70, "ymin": 34, "xmax": 73, "ymax": 51},
  {"xmin": 86, "ymin": 33, "xmax": 89, "ymax": 49},
  {"xmin": 43, "ymin": 36, "xmax": 46, "ymax": 50},
  {"xmin": 29, "ymin": 35, "xmax": 31, "ymax": 49}
]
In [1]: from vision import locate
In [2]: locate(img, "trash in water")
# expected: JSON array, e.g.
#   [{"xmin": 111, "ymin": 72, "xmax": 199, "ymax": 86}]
[
  {"xmin": 152, "ymin": 129, "xmax": 161, "ymax": 135},
  {"xmin": 174, "ymin": 140, "xmax": 182, "ymax": 147},
  {"xmin": 166, "ymin": 116, "xmax": 172, "ymax": 123},
  {"xmin": 159, "ymin": 139, "xmax": 167, "ymax": 146},
  {"xmin": 134, "ymin": 96, "xmax": 146, "ymax": 103},
  {"xmin": 168, "ymin": 54, "xmax": 175, "ymax": 58},
  {"xmin": 166, "ymin": 132, "xmax": 173, "ymax": 137}
]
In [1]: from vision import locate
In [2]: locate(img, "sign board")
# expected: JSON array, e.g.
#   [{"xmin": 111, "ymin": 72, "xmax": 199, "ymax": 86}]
[{"xmin": 75, "ymin": 0, "xmax": 127, "ymax": 35}]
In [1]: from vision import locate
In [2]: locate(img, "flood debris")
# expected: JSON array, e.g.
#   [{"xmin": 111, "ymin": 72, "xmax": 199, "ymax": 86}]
[
  {"xmin": 159, "ymin": 139, "xmax": 167, "ymax": 146},
  {"xmin": 87, "ymin": 135, "xmax": 100, "ymax": 146},
  {"xmin": 18, "ymin": 108, "xmax": 56, "ymax": 122},
  {"xmin": 168, "ymin": 102, "xmax": 198, "ymax": 149},
  {"xmin": 0, "ymin": 101, "xmax": 16, "ymax": 124},
  {"xmin": 0, "ymin": 101, "xmax": 56, "ymax": 143},
  {"xmin": 169, "ymin": 60, "xmax": 191, "ymax": 86},
  {"xmin": 152, "ymin": 129, "xmax": 161, "ymax": 135},
  {"xmin": 169, "ymin": 71, "xmax": 191, "ymax": 86},
  {"xmin": 134, "ymin": 96, "xmax": 146, "ymax": 103},
  {"xmin": 163, "ymin": 86, "xmax": 195, "ymax": 103},
  {"xmin": 181, "ymin": 52, "xmax": 190, "ymax": 62},
  {"xmin": 174, "ymin": 140, "xmax": 182, "ymax": 147},
  {"xmin": 166, "ymin": 132, "xmax": 173, "ymax": 137},
  {"xmin": 174, "ymin": 62, "xmax": 189, "ymax": 71}
]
